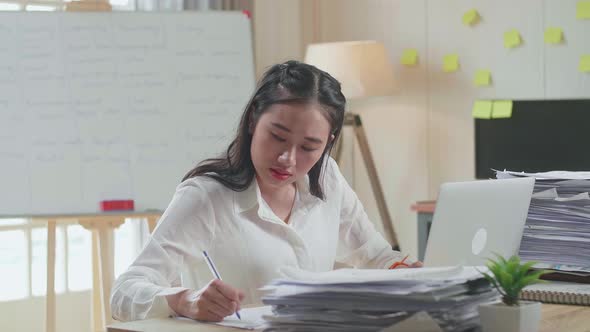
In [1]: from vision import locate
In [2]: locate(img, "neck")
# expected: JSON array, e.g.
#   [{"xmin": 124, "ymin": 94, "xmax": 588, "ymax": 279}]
[{"xmin": 256, "ymin": 176, "xmax": 297, "ymax": 203}]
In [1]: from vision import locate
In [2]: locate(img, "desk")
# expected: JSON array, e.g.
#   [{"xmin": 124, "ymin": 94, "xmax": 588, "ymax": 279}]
[
  {"xmin": 106, "ymin": 304, "xmax": 590, "ymax": 332},
  {"xmin": 2, "ymin": 211, "xmax": 161, "ymax": 332}
]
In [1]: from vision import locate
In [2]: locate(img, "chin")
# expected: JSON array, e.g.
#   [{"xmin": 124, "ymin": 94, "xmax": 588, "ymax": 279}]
[{"xmin": 264, "ymin": 174, "xmax": 295, "ymax": 187}]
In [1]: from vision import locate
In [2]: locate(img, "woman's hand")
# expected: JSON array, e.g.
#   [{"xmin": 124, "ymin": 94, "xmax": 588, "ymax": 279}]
[
  {"xmin": 389, "ymin": 255, "xmax": 424, "ymax": 269},
  {"xmin": 166, "ymin": 279, "xmax": 245, "ymax": 322},
  {"xmin": 408, "ymin": 261, "xmax": 423, "ymax": 268},
  {"xmin": 391, "ymin": 261, "xmax": 423, "ymax": 269},
  {"xmin": 391, "ymin": 261, "xmax": 424, "ymax": 269}
]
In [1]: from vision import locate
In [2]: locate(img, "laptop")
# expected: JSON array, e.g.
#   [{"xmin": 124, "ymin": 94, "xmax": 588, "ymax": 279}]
[{"xmin": 423, "ymin": 177, "xmax": 535, "ymax": 267}]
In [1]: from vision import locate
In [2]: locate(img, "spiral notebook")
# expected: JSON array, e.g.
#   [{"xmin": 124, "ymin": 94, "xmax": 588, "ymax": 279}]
[{"xmin": 521, "ymin": 282, "xmax": 590, "ymax": 306}]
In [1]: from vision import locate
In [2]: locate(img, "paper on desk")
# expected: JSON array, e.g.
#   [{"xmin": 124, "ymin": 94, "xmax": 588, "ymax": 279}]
[
  {"xmin": 532, "ymin": 188, "xmax": 558, "ymax": 199},
  {"xmin": 495, "ymin": 170, "xmax": 590, "ymax": 180},
  {"xmin": 275, "ymin": 265, "xmax": 484, "ymax": 284},
  {"xmin": 175, "ymin": 306, "xmax": 272, "ymax": 330},
  {"xmin": 215, "ymin": 306, "xmax": 271, "ymax": 330}
]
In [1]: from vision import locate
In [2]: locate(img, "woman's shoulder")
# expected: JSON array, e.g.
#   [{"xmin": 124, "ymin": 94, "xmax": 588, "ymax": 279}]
[
  {"xmin": 322, "ymin": 156, "xmax": 345, "ymax": 190},
  {"xmin": 175, "ymin": 174, "xmax": 233, "ymax": 199}
]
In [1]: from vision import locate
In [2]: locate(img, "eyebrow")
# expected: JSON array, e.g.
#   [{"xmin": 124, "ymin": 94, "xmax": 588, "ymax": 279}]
[{"xmin": 271, "ymin": 122, "xmax": 323, "ymax": 144}]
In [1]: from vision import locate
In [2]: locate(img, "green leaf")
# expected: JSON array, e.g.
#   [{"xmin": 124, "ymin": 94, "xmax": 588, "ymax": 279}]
[
  {"xmin": 521, "ymin": 260, "xmax": 537, "ymax": 272},
  {"xmin": 480, "ymin": 254, "xmax": 551, "ymax": 305},
  {"xmin": 506, "ymin": 257, "xmax": 519, "ymax": 276},
  {"xmin": 493, "ymin": 253, "xmax": 508, "ymax": 266},
  {"xmin": 498, "ymin": 270, "xmax": 513, "ymax": 291},
  {"xmin": 488, "ymin": 262, "xmax": 502, "ymax": 279}
]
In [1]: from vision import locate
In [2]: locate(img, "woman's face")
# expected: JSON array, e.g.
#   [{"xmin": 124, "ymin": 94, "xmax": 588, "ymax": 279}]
[{"xmin": 250, "ymin": 103, "xmax": 333, "ymax": 191}]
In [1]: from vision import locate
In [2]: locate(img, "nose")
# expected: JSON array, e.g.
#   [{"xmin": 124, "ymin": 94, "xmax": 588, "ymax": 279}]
[{"xmin": 277, "ymin": 146, "xmax": 296, "ymax": 166}]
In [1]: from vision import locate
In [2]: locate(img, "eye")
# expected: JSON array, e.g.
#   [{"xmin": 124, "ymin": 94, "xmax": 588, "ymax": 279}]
[
  {"xmin": 271, "ymin": 133, "xmax": 286, "ymax": 142},
  {"xmin": 301, "ymin": 146, "xmax": 318, "ymax": 152}
]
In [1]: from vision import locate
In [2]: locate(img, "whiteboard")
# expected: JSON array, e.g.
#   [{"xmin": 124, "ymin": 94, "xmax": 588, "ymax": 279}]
[{"xmin": 0, "ymin": 12, "xmax": 255, "ymax": 215}]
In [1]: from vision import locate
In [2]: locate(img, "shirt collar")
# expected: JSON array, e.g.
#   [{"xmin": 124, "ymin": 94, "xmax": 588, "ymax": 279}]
[{"xmin": 233, "ymin": 175, "xmax": 320, "ymax": 215}]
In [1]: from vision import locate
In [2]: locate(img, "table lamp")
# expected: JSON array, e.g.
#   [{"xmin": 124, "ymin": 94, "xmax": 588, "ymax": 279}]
[
  {"xmin": 304, "ymin": 40, "xmax": 398, "ymax": 248},
  {"xmin": 304, "ymin": 40, "xmax": 396, "ymax": 99}
]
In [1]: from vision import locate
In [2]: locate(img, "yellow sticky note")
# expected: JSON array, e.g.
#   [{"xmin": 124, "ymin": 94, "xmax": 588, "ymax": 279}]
[
  {"xmin": 401, "ymin": 49, "xmax": 418, "ymax": 66},
  {"xmin": 474, "ymin": 70, "xmax": 491, "ymax": 87},
  {"xmin": 472, "ymin": 100, "xmax": 493, "ymax": 119},
  {"xmin": 443, "ymin": 54, "xmax": 459, "ymax": 72},
  {"xmin": 492, "ymin": 100, "xmax": 513, "ymax": 119},
  {"xmin": 579, "ymin": 55, "xmax": 590, "ymax": 72},
  {"xmin": 577, "ymin": 1, "xmax": 590, "ymax": 19},
  {"xmin": 462, "ymin": 9, "xmax": 480, "ymax": 26},
  {"xmin": 544, "ymin": 27, "xmax": 563, "ymax": 44},
  {"xmin": 504, "ymin": 29, "xmax": 522, "ymax": 49}
]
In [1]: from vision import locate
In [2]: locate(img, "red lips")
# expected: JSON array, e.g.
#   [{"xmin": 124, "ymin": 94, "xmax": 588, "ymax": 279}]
[{"xmin": 270, "ymin": 168, "xmax": 292, "ymax": 180}]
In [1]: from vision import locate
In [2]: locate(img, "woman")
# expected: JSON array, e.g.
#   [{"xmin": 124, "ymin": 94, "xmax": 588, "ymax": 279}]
[{"xmin": 111, "ymin": 60, "xmax": 421, "ymax": 323}]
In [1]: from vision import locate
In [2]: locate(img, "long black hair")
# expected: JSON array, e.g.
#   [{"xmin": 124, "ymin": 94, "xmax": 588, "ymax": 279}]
[{"xmin": 182, "ymin": 60, "xmax": 346, "ymax": 200}]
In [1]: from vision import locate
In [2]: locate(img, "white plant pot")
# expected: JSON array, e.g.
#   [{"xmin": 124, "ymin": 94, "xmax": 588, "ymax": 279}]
[{"xmin": 478, "ymin": 301, "xmax": 541, "ymax": 332}]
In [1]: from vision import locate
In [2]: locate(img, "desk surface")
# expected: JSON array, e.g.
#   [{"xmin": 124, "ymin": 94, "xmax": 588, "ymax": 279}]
[
  {"xmin": 0, "ymin": 210, "xmax": 162, "ymax": 220},
  {"xmin": 107, "ymin": 304, "xmax": 590, "ymax": 332},
  {"xmin": 411, "ymin": 200, "xmax": 437, "ymax": 213}
]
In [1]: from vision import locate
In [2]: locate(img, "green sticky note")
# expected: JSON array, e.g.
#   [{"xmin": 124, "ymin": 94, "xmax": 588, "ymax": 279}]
[
  {"xmin": 474, "ymin": 70, "xmax": 491, "ymax": 86},
  {"xmin": 544, "ymin": 27, "xmax": 563, "ymax": 44},
  {"xmin": 401, "ymin": 49, "xmax": 418, "ymax": 66},
  {"xmin": 577, "ymin": 1, "xmax": 590, "ymax": 19},
  {"xmin": 504, "ymin": 29, "xmax": 522, "ymax": 49},
  {"xmin": 580, "ymin": 55, "xmax": 590, "ymax": 72},
  {"xmin": 472, "ymin": 100, "xmax": 493, "ymax": 119},
  {"xmin": 462, "ymin": 9, "xmax": 480, "ymax": 26},
  {"xmin": 443, "ymin": 54, "xmax": 459, "ymax": 72},
  {"xmin": 492, "ymin": 100, "xmax": 513, "ymax": 119}
]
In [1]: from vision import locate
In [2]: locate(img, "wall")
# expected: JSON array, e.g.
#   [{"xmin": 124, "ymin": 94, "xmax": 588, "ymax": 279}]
[
  {"xmin": 314, "ymin": 0, "xmax": 429, "ymax": 256},
  {"xmin": 252, "ymin": 0, "xmax": 590, "ymax": 258},
  {"xmin": 252, "ymin": 0, "xmax": 307, "ymax": 77},
  {"xmin": 421, "ymin": 0, "xmax": 589, "ymax": 196},
  {"xmin": 253, "ymin": 0, "xmax": 430, "ymax": 256}
]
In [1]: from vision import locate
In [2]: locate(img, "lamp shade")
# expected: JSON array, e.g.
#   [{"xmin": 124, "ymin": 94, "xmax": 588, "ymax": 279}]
[{"xmin": 304, "ymin": 40, "xmax": 396, "ymax": 100}]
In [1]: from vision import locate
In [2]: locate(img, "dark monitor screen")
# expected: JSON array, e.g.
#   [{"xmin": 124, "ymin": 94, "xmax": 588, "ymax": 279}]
[{"xmin": 475, "ymin": 99, "xmax": 590, "ymax": 179}]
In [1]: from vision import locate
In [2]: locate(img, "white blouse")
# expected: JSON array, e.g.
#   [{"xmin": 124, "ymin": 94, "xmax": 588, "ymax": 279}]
[{"xmin": 110, "ymin": 158, "xmax": 405, "ymax": 321}]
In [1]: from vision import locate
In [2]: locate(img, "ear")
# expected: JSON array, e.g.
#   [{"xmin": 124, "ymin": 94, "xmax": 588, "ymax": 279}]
[
  {"xmin": 327, "ymin": 134, "xmax": 335, "ymax": 147},
  {"xmin": 324, "ymin": 134, "xmax": 336, "ymax": 152}
]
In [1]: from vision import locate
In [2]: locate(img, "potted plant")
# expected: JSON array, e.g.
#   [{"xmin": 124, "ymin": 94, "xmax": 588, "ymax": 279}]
[{"xmin": 478, "ymin": 255, "xmax": 548, "ymax": 332}]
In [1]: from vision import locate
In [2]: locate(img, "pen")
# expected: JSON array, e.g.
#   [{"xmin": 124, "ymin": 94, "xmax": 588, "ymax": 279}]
[
  {"xmin": 389, "ymin": 254, "xmax": 410, "ymax": 269},
  {"xmin": 202, "ymin": 250, "xmax": 242, "ymax": 320}
]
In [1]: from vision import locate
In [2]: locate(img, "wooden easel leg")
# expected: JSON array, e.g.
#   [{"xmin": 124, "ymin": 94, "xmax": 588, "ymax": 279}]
[
  {"xmin": 91, "ymin": 230, "xmax": 105, "ymax": 332},
  {"xmin": 46, "ymin": 220, "xmax": 56, "ymax": 332},
  {"xmin": 81, "ymin": 218, "xmax": 125, "ymax": 331},
  {"xmin": 147, "ymin": 217, "xmax": 159, "ymax": 234},
  {"xmin": 97, "ymin": 226, "xmax": 114, "ymax": 327},
  {"xmin": 350, "ymin": 114, "xmax": 400, "ymax": 249}
]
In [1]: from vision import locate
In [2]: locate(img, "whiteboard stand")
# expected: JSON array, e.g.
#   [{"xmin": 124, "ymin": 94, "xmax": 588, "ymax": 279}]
[
  {"xmin": 333, "ymin": 112, "xmax": 399, "ymax": 250},
  {"xmin": 30, "ymin": 212, "xmax": 161, "ymax": 332},
  {"xmin": 46, "ymin": 220, "xmax": 57, "ymax": 332},
  {"xmin": 64, "ymin": 0, "xmax": 112, "ymax": 11}
]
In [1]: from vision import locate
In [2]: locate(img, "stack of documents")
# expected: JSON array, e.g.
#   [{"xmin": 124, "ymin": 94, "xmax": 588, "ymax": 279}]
[
  {"xmin": 496, "ymin": 170, "xmax": 590, "ymax": 274},
  {"xmin": 260, "ymin": 266, "xmax": 498, "ymax": 332}
]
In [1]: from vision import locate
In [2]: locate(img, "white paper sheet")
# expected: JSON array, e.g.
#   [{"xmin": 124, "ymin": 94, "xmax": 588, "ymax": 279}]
[{"xmin": 175, "ymin": 306, "xmax": 272, "ymax": 330}]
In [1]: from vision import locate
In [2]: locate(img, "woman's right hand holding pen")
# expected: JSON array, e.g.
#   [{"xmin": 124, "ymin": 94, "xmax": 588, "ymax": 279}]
[{"xmin": 166, "ymin": 279, "xmax": 245, "ymax": 322}]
